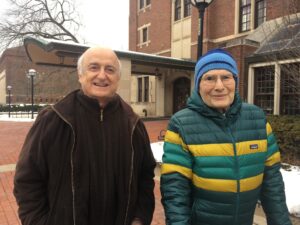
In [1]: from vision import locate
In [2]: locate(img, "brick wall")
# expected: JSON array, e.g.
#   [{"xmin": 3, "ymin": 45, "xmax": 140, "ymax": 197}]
[
  {"xmin": 129, "ymin": 0, "xmax": 171, "ymax": 55},
  {"xmin": 267, "ymin": 0, "xmax": 300, "ymax": 20},
  {"xmin": 0, "ymin": 46, "xmax": 79, "ymax": 104}
]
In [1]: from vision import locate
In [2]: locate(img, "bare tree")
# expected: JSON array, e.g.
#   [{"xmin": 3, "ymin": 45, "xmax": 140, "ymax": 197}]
[{"xmin": 0, "ymin": 0, "xmax": 81, "ymax": 53}]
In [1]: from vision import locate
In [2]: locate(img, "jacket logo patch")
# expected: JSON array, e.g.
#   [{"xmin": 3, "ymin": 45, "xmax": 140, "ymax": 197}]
[{"xmin": 250, "ymin": 144, "xmax": 259, "ymax": 150}]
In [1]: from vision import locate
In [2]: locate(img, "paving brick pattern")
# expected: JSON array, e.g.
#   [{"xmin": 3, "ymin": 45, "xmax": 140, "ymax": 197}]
[
  {"xmin": 0, "ymin": 120, "xmax": 168, "ymax": 225},
  {"xmin": 1, "ymin": 120, "xmax": 298, "ymax": 225}
]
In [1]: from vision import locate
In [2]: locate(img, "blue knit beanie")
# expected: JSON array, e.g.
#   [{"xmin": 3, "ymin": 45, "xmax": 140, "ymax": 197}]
[{"xmin": 194, "ymin": 48, "xmax": 238, "ymax": 91}]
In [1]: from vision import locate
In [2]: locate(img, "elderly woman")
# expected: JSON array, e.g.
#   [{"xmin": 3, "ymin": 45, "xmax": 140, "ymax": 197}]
[{"xmin": 160, "ymin": 49, "xmax": 291, "ymax": 225}]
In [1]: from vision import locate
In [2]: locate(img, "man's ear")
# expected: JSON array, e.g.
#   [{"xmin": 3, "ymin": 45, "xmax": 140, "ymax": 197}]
[{"xmin": 78, "ymin": 74, "xmax": 83, "ymax": 83}]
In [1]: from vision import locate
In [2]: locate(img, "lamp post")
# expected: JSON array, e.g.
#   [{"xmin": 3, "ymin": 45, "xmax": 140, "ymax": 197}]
[
  {"xmin": 7, "ymin": 85, "xmax": 12, "ymax": 118},
  {"xmin": 27, "ymin": 69, "xmax": 37, "ymax": 119},
  {"xmin": 190, "ymin": 0, "xmax": 214, "ymax": 59}
]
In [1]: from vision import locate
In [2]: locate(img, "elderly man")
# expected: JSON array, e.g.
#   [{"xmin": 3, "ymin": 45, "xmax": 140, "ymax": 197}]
[
  {"xmin": 161, "ymin": 49, "xmax": 291, "ymax": 225},
  {"xmin": 14, "ymin": 47, "xmax": 156, "ymax": 225}
]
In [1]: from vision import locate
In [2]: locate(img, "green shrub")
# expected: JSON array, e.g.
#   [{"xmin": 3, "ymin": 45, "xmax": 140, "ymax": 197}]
[{"xmin": 267, "ymin": 115, "xmax": 300, "ymax": 165}]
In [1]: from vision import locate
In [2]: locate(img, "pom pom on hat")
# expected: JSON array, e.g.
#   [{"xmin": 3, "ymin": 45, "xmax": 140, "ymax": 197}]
[{"xmin": 194, "ymin": 48, "xmax": 238, "ymax": 91}]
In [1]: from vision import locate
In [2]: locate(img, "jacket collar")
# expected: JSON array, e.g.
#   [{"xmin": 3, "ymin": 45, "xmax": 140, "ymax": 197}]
[
  {"xmin": 187, "ymin": 90, "xmax": 242, "ymax": 125},
  {"xmin": 52, "ymin": 89, "xmax": 139, "ymax": 128},
  {"xmin": 76, "ymin": 90, "xmax": 120, "ymax": 117}
]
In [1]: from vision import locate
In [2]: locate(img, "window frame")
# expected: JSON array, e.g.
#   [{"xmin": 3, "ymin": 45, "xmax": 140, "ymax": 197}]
[
  {"xmin": 139, "ymin": 0, "xmax": 151, "ymax": 10},
  {"xmin": 239, "ymin": 0, "xmax": 252, "ymax": 32},
  {"xmin": 138, "ymin": 24, "xmax": 151, "ymax": 47},
  {"xmin": 142, "ymin": 27, "xmax": 148, "ymax": 43},
  {"xmin": 144, "ymin": 76, "xmax": 149, "ymax": 102},
  {"xmin": 254, "ymin": 66, "xmax": 275, "ymax": 115},
  {"xmin": 254, "ymin": 0, "xmax": 266, "ymax": 28},
  {"xmin": 174, "ymin": 0, "xmax": 181, "ymax": 21},
  {"xmin": 184, "ymin": 0, "xmax": 191, "ymax": 18},
  {"xmin": 138, "ymin": 77, "xmax": 143, "ymax": 102},
  {"xmin": 280, "ymin": 63, "xmax": 300, "ymax": 115},
  {"xmin": 137, "ymin": 76, "xmax": 150, "ymax": 103}
]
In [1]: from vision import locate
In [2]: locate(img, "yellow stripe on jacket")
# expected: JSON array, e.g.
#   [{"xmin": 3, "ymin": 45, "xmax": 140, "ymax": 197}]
[
  {"xmin": 161, "ymin": 163, "xmax": 264, "ymax": 193},
  {"xmin": 188, "ymin": 140, "xmax": 267, "ymax": 157},
  {"xmin": 164, "ymin": 130, "xmax": 188, "ymax": 151}
]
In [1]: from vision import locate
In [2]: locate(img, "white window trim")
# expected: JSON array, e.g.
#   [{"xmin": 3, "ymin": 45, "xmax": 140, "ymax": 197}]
[
  {"xmin": 172, "ymin": 0, "xmax": 192, "ymax": 23},
  {"xmin": 138, "ymin": 0, "xmax": 151, "ymax": 13},
  {"xmin": 248, "ymin": 58, "xmax": 300, "ymax": 115},
  {"xmin": 136, "ymin": 75, "xmax": 150, "ymax": 103},
  {"xmin": 137, "ymin": 23, "xmax": 151, "ymax": 47},
  {"xmin": 235, "ymin": 0, "xmax": 266, "ymax": 34}
]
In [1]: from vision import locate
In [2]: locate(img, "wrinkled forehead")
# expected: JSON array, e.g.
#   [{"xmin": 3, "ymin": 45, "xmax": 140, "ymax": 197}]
[{"xmin": 83, "ymin": 47, "xmax": 119, "ymax": 68}]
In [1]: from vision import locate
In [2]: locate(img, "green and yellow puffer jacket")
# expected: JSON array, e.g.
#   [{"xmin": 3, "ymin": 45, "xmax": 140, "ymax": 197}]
[{"xmin": 160, "ymin": 90, "xmax": 291, "ymax": 225}]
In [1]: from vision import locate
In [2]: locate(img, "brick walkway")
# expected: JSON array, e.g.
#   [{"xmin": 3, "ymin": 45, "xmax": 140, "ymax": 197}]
[
  {"xmin": 2, "ymin": 120, "xmax": 298, "ymax": 225},
  {"xmin": 0, "ymin": 120, "xmax": 168, "ymax": 225}
]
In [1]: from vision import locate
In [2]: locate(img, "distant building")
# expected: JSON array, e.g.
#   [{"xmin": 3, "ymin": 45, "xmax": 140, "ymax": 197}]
[
  {"xmin": 0, "ymin": 46, "xmax": 79, "ymax": 105},
  {"xmin": 129, "ymin": 0, "xmax": 300, "ymax": 115},
  {"xmin": 1, "ymin": 0, "xmax": 299, "ymax": 116}
]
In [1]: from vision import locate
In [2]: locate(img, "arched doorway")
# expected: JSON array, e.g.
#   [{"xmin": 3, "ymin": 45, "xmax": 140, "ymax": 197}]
[{"xmin": 173, "ymin": 77, "xmax": 190, "ymax": 113}]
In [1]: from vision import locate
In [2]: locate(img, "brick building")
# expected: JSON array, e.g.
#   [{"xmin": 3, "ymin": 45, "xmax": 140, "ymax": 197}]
[
  {"xmin": 0, "ymin": 46, "xmax": 79, "ymax": 105},
  {"xmin": 1, "ymin": 0, "xmax": 299, "ymax": 116},
  {"xmin": 129, "ymin": 0, "xmax": 300, "ymax": 115}
]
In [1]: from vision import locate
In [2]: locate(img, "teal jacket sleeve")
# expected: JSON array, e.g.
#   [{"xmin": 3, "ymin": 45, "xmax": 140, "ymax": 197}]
[
  {"xmin": 260, "ymin": 123, "xmax": 292, "ymax": 225},
  {"xmin": 160, "ymin": 116, "xmax": 193, "ymax": 225}
]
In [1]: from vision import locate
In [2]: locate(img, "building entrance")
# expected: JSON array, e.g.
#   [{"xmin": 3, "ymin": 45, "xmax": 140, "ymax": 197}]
[{"xmin": 173, "ymin": 77, "xmax": 190, "ymax": 113}]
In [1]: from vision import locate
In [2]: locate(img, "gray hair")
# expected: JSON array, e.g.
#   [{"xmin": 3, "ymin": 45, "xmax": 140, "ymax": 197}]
[
  {"xmin": 77, "ymin": 53, "xmax": 84, "ymax": 76},
  {"xmin": 77, "ymin": 49, "xmax": 122, "ymax": 76}
]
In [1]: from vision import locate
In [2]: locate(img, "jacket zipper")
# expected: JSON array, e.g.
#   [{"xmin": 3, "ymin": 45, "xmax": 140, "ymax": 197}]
[
  {"xmin": 227, "ymin": 126, "xmax": 240, "ymax": 225},
  {"xmin": 100, "ymin": 109, "xmax": 103, "ymax": 122},
  {"xmin": 124, "ymin": 118, "xmax": 139, "ymax": 225},
  {"xmin": 51, "ymin": 106, "xmax": 77, "ymax": 225}
]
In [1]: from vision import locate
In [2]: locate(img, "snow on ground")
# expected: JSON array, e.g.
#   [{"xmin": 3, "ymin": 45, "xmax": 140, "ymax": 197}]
[
  {"xmin": 151, "ymin": 141, "xmax": 300, "ymax": 218},
  {"xmin": 281, "ymin": 165, "xmax": 300, "ymax": 217},
  {"xmin": 0, "ymin": 114, "xmax": 35, "ymax": 122}
]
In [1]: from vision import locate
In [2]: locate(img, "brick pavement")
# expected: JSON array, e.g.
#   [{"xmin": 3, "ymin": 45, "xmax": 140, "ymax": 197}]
[
  {"xmin": 3, "ymin": 120, "xmax": 297, "ymax": 225},
  {"xmin": 0, "ymin": 120, "xmax": 168, "ymax": 225}
]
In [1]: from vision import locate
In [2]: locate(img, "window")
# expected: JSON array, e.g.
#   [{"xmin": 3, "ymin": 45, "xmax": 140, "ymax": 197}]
[
  {"xmin": 139, "ymin": 0, "xmax": 150, "ymax": 10},
  {"xmin": 138, "ymin": 24, "xmax": 150, "ymax": 47},
  {"xmin": 175, "ymin": 0, "xmax": 181, "ymax": 21},
  {"xmin": 139, "ymin": 0, "xmax": 144, "ymax": 9},
  {"xmin": 144, "ymin": 77, "xmax": 149, "ymax": 102},
  {"xmin": 254, "ymin": 66, "xmax": 275, "ymax": 114},
  {"xmin": 184, "ymin": 0, "xmax": 191, "ymax": 17},
  {"xmin": 137, "ymin": 76, "xmax": 150, "ymax": 102},
  {"xmin": 239, "ymin": 0, "xmax": 267, "ymax": 32},
  {"xmin": 240, "ymin": 0, "xmax": 251, "ymax": 32},
  {"xmin": 142, "ymin": 27, "xmax": 148, "ymax": 43},
  {"xmin": 280, "ymin": 63, "xmax": 300, "ymax": 115},
  {"xmin": 255, "ymin": 0, "xmax": 266, "ymax": 28},
  {"xmin": 138, "ymin": 78, "xmax": 143, "ymax": 102}
]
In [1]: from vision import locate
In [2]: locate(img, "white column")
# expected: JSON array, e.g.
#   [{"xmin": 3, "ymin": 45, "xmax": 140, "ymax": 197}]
[
  {"xmin": 117, "ymin": 59, "xmax": 131, "ymax": 103},
  {"xmin": 155, "ymin": 73, "xmax": 165, "ymax": 117},
  {"xmin": 273, "ymin": 63, "xmax": 281, "ymax": 115},
  {"xmin": 247, "ymin": 66, "xmax": 255, "ymax": 104}
]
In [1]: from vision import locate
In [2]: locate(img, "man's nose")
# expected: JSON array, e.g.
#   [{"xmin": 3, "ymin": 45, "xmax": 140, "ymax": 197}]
[{"xmin": 97, "ymin": 68, "xmax": 106, "ymax": 79}]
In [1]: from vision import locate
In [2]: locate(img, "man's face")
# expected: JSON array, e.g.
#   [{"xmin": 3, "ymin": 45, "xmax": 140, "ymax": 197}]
[
  {"xmin": 78, "ymin": 47, "xmax": 120, "ymax": 105},
  {"xmin": 199, "ymin": 69, "xmax": 236, "ymax": 112}
]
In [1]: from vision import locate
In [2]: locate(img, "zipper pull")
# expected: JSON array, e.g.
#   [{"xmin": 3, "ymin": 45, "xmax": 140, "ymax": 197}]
[{"xmin": 100, "ymin": 109, "xmax": 103, "ymax": 122}]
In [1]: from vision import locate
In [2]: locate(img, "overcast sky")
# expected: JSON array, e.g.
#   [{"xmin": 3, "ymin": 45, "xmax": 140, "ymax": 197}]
[
  {"xmin": 78, "ymin": 0, "xmax": 129, "ymax": 50},
  {"xmin": 0, "ymin": 0, "xmax": 129, "ymax": 50}
]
